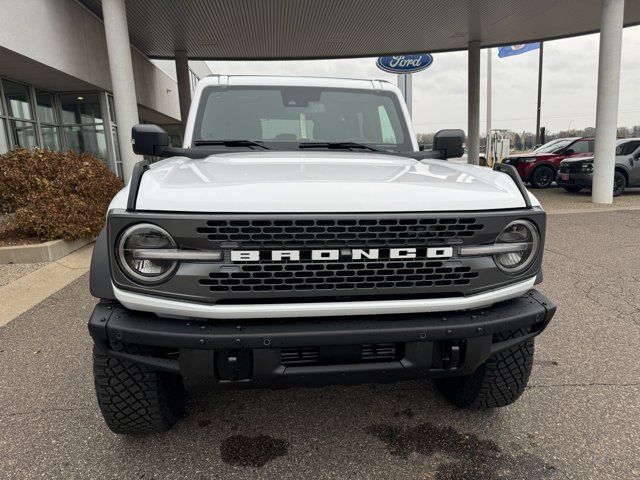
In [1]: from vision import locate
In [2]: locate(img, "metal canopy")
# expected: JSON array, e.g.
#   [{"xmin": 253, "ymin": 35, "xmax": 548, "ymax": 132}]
[{"xmin": 80, "ymin": 0, "xmax": 640, "ymax": 59}]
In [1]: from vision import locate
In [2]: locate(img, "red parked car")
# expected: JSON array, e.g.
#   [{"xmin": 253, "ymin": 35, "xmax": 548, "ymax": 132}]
[{"xmin": 502, "ymin": 137, "xmax": 594, "ymax": 188}]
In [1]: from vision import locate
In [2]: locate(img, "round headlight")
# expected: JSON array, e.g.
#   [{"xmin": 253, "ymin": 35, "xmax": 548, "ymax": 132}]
[
  {"xmin": 494, "ymin": 220, "xmax": 540, "ymax": 274},
  {"xmin": 117, "ymin": 223, "xmax": 177, "ymax": 283}
]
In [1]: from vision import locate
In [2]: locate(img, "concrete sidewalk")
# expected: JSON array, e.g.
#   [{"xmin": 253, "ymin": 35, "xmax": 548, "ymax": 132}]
[{"xmin": 0, "ymin": 245, "xmax": 93, "ymax": 326}]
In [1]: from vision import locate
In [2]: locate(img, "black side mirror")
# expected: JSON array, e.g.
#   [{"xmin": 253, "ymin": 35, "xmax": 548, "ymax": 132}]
[
  {"xmin": 132, "ymin": 124, "xmax": 169, "ymax": 156},
  {"xmin": 433, "ymin": 129, "xmax": 465, "ymax": 159},
  {"xmin": 563, "ymin": 148, "xmax": 574, "ymax": 155}
]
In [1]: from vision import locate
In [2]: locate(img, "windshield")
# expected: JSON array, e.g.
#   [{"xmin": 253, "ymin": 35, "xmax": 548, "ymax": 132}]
[
  {"xmin": 533, "ymin": 140, "xmax": 560, "ymax": 152},
  {"xmin": 192, "ymin": 86, "xmax": 413, "ymax": 151},
  {"xmin": 534, "ymin": 139, "xmax": 574, "ymax": 154}
]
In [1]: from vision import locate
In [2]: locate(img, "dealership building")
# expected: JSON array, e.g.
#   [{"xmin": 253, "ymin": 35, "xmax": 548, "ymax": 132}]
[{"xmin": 0, "ymin": 0, "xmax": 210, "ymax": 177}]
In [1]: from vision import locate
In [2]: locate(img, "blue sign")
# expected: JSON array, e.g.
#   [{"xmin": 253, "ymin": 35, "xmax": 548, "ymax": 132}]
[{"xmin": 376, "ymin": 54, "xmax": 433, "ymax": 74}]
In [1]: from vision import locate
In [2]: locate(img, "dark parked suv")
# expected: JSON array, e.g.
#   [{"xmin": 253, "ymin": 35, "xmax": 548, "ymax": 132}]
[
  {"xmin": 557, "ymin": 138, "xmax": 640, "ymax": 196},
  {"xmin": 503, "ymin": 137, "xmax": 594, "ymax": 188}
]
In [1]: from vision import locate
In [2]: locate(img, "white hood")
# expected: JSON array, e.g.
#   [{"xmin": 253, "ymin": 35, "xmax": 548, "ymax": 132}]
[{"xmin": 116, "ymin": 152, "xmax": 539, "ymax": 213}]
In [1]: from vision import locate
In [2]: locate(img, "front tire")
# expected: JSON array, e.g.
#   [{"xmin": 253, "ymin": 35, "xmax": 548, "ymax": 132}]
[
  {"xmin": 93, "ymin": 343, "xmax": 186, "ymax": 435},
  {"xmin": 613, "ymin": 170, "xmax": 627, "ymax": 197},
  {"xmin": 530, "ymin": 166, "xmax": 555, "ymax": 188},
  {"xmin": 435, "ymin": 329, "xmax": 534, "ymax": 409}
]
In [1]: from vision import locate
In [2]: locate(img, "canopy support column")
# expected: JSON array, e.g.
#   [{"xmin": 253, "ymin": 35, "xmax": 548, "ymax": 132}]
[
  {"xmin": 175, "ymin": 50, "xmax": 191, "ymax": 137},
  {"xmin": 102, "ymin": 0, "xmax": 139, "ymax": 182},
  {"xmin": 592, "ymin": 0, "xmax": 625, "ymax": 204},
  {"xmin": 467, "ymin": 41, "xmax": 481, "ymax": 165}
]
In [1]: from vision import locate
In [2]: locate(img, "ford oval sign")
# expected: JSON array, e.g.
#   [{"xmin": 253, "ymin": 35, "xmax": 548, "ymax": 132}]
[{"xmin": 376, "ymin": 54, "xmax": 433, "ymax": 74}]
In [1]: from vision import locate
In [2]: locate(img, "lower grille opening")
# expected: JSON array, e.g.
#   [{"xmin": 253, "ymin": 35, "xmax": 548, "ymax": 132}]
[
  {"xmin": 280, "ymin": 347, "xmax": 319, "ymax": 366},
  {"xmin": 281, "ymin": 343, "xmax": 401, "ymax": 367}
]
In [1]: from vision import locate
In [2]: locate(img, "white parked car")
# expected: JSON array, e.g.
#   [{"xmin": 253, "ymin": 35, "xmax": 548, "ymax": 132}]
[{"xmin": 88, "ymin": 75, "xmax": 555, "ymax": 434}]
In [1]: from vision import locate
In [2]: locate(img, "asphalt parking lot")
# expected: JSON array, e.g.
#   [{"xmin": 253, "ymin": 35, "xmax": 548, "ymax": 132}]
[{"xmin": 1, "ymin": 194, "xmax": 639, "ymax": 479}]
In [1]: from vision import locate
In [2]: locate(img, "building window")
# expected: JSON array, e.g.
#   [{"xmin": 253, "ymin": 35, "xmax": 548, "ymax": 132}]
[
  {"xmin": 0, "ymin": 76, "xmax": 121, "ymax": 177},
  {"xmin": 2, "ymin": 79, "xmax": 38, "ymax": 149},
  {"xmin": 35, "ymin": 90, "xmax": 61, "ymax": 150},
  {"xmin": 105, "ymin": 94, "xmax": 122, "ymax": 175},
  {"xmin": 60, "ymin": 93, "xmax": 108, "ymax": 160},
  {"xmin": 0, "ymin": 121, "xmax": 9, "ymax": 154}
]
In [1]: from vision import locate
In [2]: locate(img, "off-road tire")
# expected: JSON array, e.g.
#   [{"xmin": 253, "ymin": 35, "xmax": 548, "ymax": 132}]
[
  {"xmin": 93, "ymin": 343, "xmax": 186, "ymax": 435},
  {"xmin": 435, "ymin": 329, "xmax": 534, "ymax": 409},
  {"xmin": 530, "ymin": 165, "xmax": 555, "ymax": 188},
  {"xmin": 563, "ymin": 186, "xmax": 582, "ymax": 193}
]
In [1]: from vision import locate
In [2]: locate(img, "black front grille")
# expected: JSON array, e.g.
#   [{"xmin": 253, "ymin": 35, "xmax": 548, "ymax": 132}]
[
  {"xmin": 196, "ymin": 217, "xmax": 484, "ymax": 248},
  {"xmin": 503, "ymin": 158, "xmax": 520, "ymax": 167},
  {"xmin": 200, "ymin": 260, "xmax": 480, "ymax": 294},
  {"xmin": 108, "ymin": 210, "xmax": 546, "ymax": 304},
  {"xmin": 559, "ymin": 163, "xmax": 582, "ymax": 173}
]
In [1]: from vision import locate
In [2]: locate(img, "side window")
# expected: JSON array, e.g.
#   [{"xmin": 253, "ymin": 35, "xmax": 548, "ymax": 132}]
[
  {"xmin": 377, "ymin": 105, "xmax": 397, "ymax": 144},
  {"xmin": 570, "ymin": 140, "xmax": 590, "ymax": 154},
  {"xmin": 624, "ymin": 141, "xmax": 640, "ymax": 156}
]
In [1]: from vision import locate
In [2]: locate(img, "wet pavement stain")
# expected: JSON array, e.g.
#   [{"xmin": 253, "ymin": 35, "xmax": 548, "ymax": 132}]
[
  {"xmin": 220, "ymin": 434, "xmax": 289, "ymax": 468},
  {"xmin": 365, "ymin": 423, "xmax": 556, "ymax": 480}
]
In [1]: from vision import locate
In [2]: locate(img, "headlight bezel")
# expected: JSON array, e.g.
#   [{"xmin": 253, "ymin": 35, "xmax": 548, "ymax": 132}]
[
  {"xmin": 116, "ymin": 223, "xmax": 178, "ymax": 284},
  {"xmin": 493, "ymin": 219, "xmax": 540, "ymax": 275}
]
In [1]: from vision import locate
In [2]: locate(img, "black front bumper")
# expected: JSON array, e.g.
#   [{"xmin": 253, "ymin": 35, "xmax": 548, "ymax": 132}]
[
  {"xmin": 88, "ymin": 290, "xmax": 555, "ymax": 390},
  {"xmin": 556, "ymin": 172, "xmax": 593, "ymax": 189}
]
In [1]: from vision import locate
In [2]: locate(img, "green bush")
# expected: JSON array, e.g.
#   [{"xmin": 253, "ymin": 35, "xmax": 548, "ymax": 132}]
[{"xmin": 0, "ymin": 148, "xmax": 123, "ymax": 240}]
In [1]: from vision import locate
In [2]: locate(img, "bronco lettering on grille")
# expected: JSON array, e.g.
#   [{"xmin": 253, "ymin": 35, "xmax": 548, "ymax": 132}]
[{"xmin": 230, "ymin": 247, "xmax": 453, "ymax": 262}]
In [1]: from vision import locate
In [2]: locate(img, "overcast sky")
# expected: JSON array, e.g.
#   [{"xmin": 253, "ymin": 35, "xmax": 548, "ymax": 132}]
[{"xmin": 160, "ymin": 25, "xmax": 640, "ymax": 135}]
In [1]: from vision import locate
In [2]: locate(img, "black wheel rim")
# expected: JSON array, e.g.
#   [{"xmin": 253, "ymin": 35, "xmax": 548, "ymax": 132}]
[
  {"xmin": 614, "ymin": 175, "xmax": 624, "ymax": 195},
  {"xmin": 536, "ymin": 168, "xmax": 553, "ymax": 187}
]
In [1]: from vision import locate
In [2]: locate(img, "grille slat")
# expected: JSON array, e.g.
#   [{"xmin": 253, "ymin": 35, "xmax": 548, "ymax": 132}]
[
  {"xmin": 199, "ymin": 260, "xmax": 479, "ymax": 293},
  {"xmin": 281, "ymin": 343, "xmax": 399, "ymax": 366},
  {"xmin": 197, "ymin": 217, "xmax": 484, "ymax": 248}
]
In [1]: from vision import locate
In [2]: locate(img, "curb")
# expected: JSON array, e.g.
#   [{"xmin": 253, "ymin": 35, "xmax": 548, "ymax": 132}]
[{"xmin": 0, "ymin": 237, "xmax": 94, "ymax": 264}]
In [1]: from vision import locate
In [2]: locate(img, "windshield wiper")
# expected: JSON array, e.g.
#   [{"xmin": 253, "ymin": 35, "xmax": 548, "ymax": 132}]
[
  {"xmin": 298, "ymin": 142, "xmax": 381, "ymax": 152},
  {"xmin": 193, "ymin": 140, "xmax": 270, "ymax": 150}
]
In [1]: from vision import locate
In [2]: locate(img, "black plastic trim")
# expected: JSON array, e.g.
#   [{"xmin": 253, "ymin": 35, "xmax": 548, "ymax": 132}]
[
  {"xmin": 89, "ymin": 229, "xmax": 115, "ymax": 300},
  {"xmin": 493, "ymin": 162, "xmax": 533, "ymax": 209},
  {"xmin": 126, "ymin": 160, "xmax": 150, "ymax": 211}
]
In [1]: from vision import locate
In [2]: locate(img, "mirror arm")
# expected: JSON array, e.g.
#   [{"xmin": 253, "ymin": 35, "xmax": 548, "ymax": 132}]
[
  {"xmin": 156, "ymin": 146, "xmax": 222, "ymax": 159},
  {"xmin": 399, "ymin": 150, "xmax": 446, "ymax": 160}
]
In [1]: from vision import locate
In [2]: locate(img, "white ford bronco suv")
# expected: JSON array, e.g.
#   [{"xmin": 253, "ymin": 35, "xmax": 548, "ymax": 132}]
[{"xmin": 88, "ymin": 75, "xmax": 555, "ymax": 435}]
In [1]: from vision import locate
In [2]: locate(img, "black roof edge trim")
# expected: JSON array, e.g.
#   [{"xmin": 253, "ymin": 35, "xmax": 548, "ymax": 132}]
[
  {"xmin": 126, "ymin": 159, "xmax": 151, "ymax": 211},
  {"xmin": 493, "ymin": 163, "xmax": 532, "ymax": 209}
]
